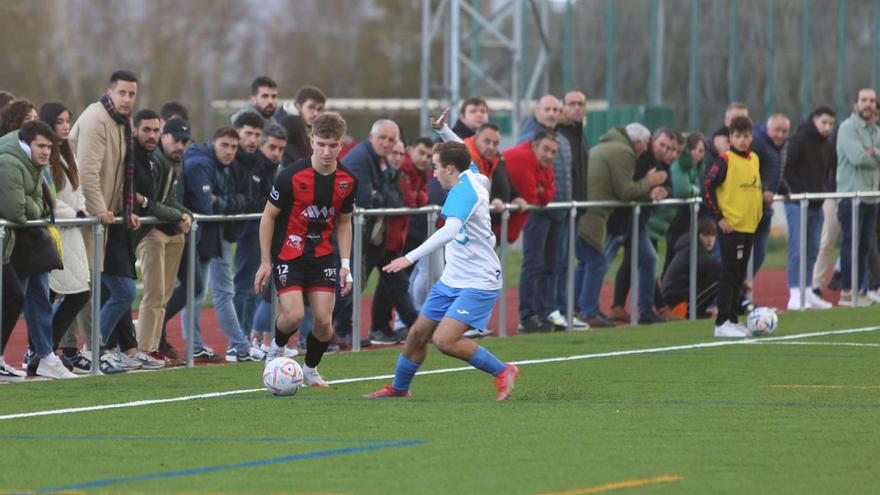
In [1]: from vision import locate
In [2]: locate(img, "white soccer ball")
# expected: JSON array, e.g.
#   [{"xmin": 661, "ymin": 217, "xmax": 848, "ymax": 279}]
[
  {"xmin": 747, "ymin": 307, "xmax": 778, "ymax": 337},
  {"xmin": 263, "ymin": 357, "xmax": 304, "ymax": 396}
]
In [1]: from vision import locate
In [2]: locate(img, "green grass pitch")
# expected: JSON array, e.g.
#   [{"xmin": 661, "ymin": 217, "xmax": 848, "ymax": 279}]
[{"xmin": 1, "ymin": 306, "xmax": 878, "ymax": 494}]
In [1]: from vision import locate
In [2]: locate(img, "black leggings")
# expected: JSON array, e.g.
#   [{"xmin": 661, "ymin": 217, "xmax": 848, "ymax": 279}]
[
  {"xmin": 52, "ymin": 291, "xmax": 90, "ymax": 350},
  {"xmin": 1, "ymin": 263, "xmax": 25, "ymax": 353}
]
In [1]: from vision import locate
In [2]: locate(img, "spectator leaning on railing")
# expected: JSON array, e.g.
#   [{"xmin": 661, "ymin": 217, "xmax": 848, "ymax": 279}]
[
  {"xmin": 134, "ymin": 118, "xmax": 192, "ymax": 364},
  {"xmin": 576, "ymin": 124, "xmax": 666, "ymax": 329},
  {"xmin": 504, "ymin": 130, "xmax": 560, "ymax": 333},
  {"xmin": 0, "ymin": 121, "xmax": 75, "ymax": 379},
  {"xmin": 40, "ymin": 102, "xmax": 92, "ymax": 374},
  {"xmin": 68, "ymin": 69, "xmax": 141, "ymax": 375}
]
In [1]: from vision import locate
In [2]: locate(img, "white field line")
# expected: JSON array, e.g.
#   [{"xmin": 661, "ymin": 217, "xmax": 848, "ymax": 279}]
[
  {"xmin": 753, "ymin": 341, "xmax": 880, "ymax": 348},
  {"xmin": 1, "ymin": 325, "xmax": 878, "ymax": 422}
]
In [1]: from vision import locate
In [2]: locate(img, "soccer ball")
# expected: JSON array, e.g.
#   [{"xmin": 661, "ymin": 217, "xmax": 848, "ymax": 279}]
[
  {"xmin": 746, "ymin": 307, "xmax": 778, "ymax": 336},
  {"xmin": 263, "ymin": 357, "xmax": 304, "ymax": 396}
]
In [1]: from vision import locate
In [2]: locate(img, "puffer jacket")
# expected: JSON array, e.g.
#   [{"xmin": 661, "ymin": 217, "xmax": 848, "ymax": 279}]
[
  {"xmin": 0, "ymin": 130, "xmax": 49, "ymax": 263},
  {"xmin": 49, "ymin": 156, "xmax": 90, "ymax": 294}
]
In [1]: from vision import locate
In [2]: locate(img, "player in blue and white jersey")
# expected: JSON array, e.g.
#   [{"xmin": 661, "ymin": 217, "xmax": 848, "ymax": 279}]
[{"xmin": 364, "ymin": 142, "xmax": 519, "ymax": 401}]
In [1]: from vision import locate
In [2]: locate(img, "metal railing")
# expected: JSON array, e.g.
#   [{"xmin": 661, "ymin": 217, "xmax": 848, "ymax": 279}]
[{"xmin": 1, "ymin": 190, "xmax": 878, "ymax": 370}]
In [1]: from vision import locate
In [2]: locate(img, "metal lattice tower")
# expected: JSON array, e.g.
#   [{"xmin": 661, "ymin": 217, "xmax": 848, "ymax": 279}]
[{"xmin": 419, "ymin": 0, "xmax": 551, "ymax": 139}]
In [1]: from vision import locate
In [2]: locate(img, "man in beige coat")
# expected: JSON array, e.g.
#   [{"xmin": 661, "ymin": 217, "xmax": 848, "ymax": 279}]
[{"xmin": 69, "ymin": 69, "xmax": 146, "ymax": 374}]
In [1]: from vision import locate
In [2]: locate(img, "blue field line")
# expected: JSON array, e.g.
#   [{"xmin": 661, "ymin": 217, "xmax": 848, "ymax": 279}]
[
  {"xmin": 36, "ymin": 439, "xmax": 426, "ymax": 493},
  {"xmin": 0, "ymin": 434, "xmax": 395, "ymax": 444}
]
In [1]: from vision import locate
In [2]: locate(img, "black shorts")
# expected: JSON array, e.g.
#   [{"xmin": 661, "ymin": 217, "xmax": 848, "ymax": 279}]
[{"xmin": 273, "ymin": 256, "xmax": 337, "ymax": 295}]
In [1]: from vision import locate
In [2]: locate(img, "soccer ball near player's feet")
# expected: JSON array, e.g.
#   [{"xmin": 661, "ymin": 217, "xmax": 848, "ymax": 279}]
[
  {"xmin": 263, "ymin": 357, "xmax": 304, "ymax": 396},
  {"xmin": 747, "ymin": 307, "xmax": 778, "ymax": 337}
]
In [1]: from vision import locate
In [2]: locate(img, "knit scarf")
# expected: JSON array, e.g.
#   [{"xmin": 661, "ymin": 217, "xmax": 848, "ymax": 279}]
[{"xmin": 100, "ymin": 94, "xmax": 135, "ymax": 229}]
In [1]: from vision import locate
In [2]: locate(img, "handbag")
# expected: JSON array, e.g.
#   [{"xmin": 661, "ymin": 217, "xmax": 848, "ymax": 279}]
[{"xmin": 9, "ymin": 226, "xmax": 64, "ymax": 277}]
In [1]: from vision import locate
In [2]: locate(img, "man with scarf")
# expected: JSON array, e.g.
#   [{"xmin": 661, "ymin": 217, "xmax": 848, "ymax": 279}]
[{"xmin": 69, "ymin": 69, "xmax": 141, "ymax": 374}]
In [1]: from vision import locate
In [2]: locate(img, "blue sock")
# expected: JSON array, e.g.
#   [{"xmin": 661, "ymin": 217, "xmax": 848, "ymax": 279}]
[
  {"xmin": 391, "ymin": 354, "xmax": 420, "ymax": 392},
  {"xmin": 468, "ymin": 345, "xmax": 506, "ymax": 377}
]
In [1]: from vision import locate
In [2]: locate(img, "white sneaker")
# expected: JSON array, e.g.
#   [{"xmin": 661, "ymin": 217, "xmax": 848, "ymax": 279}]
[
  {"xmin": 463, "ymin": 327, "xmax": 493, "ymax": 338},
  {"xmin": 0, "ymin": 358, "xmax": 25, "ymax": 382},
  {"xmin": 546, "ymin": 310, "xmax": 568, "ymax": 328},
  {"xmin": 264, "ymin": 342, "xmax": 286, "ymax": 362},
  {"xmin": 839, "ymin": 291, "xmax": 874, "ymax": 307},
  {"xmin": 805, "ymin": 290, "xmax": 833, "ymax": 309},
  {"xmin": 282, "ymin": 346, "xmax": 298, "ymax": 358},
  {"xmin": 570, "ymin": 315, "xmax": 589, "ymax": 330},
  {"xmin": 302, "ymin": 365, "xmax": 329, "ymax": 387},
  {"xmin": 36, "ymin": 353, "xmax": 78, "ymax": 379},
  {"xmin": 714, "ymin": 321, "xmax": 750, "ymax": 338},
  {"xmin": 110, "ymin": 350, "xmax": 142, "ymax": 370},
  {"xmin": 787, "ymin": 288, "xmax": 804, "ymax": 311},
  {"xmin": 131, "ymin": 351, "xmax": 165, "ymax": 370},
  {"xmin": 866, "ymin": 289, "xmax": 880, "ymax": 304}
]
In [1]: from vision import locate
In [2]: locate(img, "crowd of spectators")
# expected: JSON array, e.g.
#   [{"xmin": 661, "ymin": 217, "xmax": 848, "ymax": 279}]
[{"xmin": 1, "ymin": 72, "xmax": 879, "ymax": 381}]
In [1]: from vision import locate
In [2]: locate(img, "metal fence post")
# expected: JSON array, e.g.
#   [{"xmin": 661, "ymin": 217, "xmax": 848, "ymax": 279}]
[
  {"xmin": 0, "ymin": 225, "xmax": 5, "ymax": 357},
  {"xmin": 185, "ymin": 220, "xmax": 197, "ymax": 368},
  {"xmin": 426, "ymin": 209, "xmax": 438, "ymax": 287},
  {"xmin": 352, "ymin": 211, "xmax": 364, "ymax": 352},
  {"xmin": 90, "ymin": 222, "xmax": 104, "ymax": 375},
  {"xmin": 498, "ymin": 208, "xmax": 510, "ymax": 337},
  {"xmin": 566, "ymin": 204, "xmax": 577, "ymax": 331},
  {"xmin": 851, "ymin": 197, "xmax": 860, "ymax": 306},
  {"xmin": 629, "ymin": 204, "xmax": 640, "ymax": 326},
  {"xmin": 688, "ymin": 200, "xmax": 699, "ymax": 320},
  {"xmin": 798, "ymin": 197, "xmax": 808, "ymax": 311}
]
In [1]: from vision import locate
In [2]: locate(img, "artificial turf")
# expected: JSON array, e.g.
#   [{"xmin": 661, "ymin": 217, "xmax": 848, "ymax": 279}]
[{"xmin": 1, "ymin": 306, "xmax": 878, "ymax": 494}]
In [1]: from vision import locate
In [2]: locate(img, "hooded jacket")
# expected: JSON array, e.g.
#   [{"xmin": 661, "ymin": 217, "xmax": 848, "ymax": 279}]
[
  {"xmin": 784, "ymin": 119, "xmax": 835, "ymax": 208},
  {"xmin": 577, "ymin": 127, "xmax": 654, "ymax": 251},
  {"xmin": 0, "ymin": 131, "xmax": 49, "ymax": 263},
  {"xmin": 183, "ymin": 143, "xmax": 247, "ymax": 258}
]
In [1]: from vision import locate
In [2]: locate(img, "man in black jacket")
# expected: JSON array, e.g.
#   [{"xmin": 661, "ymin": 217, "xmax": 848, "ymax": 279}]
[
  {"xmin": 135, "ymin": 116, "xmax": 191, "ymax": 365},
  {"xmin": 233, "ymin": 123, "xmax": 287, "ymax": 347},
  {"xmin": 450, "ymin": 97, "xmax": 489, "ymax": 139},
  {"xmin": 783, "ymin": 107, "xmax": 836, "ymax": 310}
]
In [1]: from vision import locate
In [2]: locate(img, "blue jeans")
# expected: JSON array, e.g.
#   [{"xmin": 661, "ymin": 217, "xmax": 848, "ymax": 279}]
[
  {"xmin": 100, "ymin": 274, "xmax": 136, "ymax": 346},
  {"xmin": 186, "ymin": 241, "xmax": 250, "ymax": 354},
  {"xmin": 838, "ymin": 199, "xmax": 879, "ymax": 292},
  {"xmin": 785, "ymin": 203, "xmax": 824, "ymax": 288},
  {"xmin": 233, "ymin": 221, "xmax": 261, "ymax": 333},
  {"xmin": 518, "ymin": 211, "xmax": 564, "ymax": 318},
  {"xmin": 613, "ymin": 227, "xmax": 658, "ymax": 314},
  {"xmin": 576, "ymin": 233, "xmax": 625, "ymax": 317},
  {"xmin": 752, "ymin": 209, "xmax": 773, "ymax": 274},
  {"xmin": 21, "ymin": 273, "xmax": 53, "ymax": 358}
]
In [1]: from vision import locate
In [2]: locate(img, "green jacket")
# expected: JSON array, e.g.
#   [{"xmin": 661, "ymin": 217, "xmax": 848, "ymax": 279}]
[
  {"xmin": 135, "ymin": 145, "xmax": 188, "ymax": 245},
  {"xmin": 578, "ymin": 127, "xmax": 654, "ymax": 251},
  {"xmin": 836, "ymin": 112, "xmax": 880, "ymax": 202},
  {"xmin": 646, "ymin": 147, "xmax": 704, "ymax": 240},
  {"xmin": 0, "ymin": 130, "xmax": 49, "ymax": 263}
]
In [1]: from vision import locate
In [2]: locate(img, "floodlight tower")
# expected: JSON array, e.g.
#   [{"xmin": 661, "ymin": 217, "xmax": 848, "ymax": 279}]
[{"xmin": 419, "ymin": 0, "xmax": 551, "ymax": 139}]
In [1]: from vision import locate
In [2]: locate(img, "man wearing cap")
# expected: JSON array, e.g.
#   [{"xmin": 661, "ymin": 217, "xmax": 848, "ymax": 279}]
[{"xmin": 134, "ymin": 117, "xmax": 192, "ymax": 364}]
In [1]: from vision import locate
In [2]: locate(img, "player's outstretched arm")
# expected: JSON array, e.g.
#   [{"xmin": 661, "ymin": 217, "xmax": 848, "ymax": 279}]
[
  {"xmin": 383, "ymin": 217, "xmax": 463, "ymax": 273},
  {"xmin": 254, "ymin": 201, "xmax": 281, "ymax": 294},
  {"xmin": 336, "ymin": 211, "xmax": 354, "ymax": 296}
]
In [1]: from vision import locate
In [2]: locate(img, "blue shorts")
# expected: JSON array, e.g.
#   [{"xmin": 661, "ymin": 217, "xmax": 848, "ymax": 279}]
[{"xmin": 420, "ymin": 281, "xmax": 501, "ymax": 329}]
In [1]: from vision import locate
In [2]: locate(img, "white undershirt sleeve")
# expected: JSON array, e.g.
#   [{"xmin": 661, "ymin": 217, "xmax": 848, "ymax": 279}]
[
  {"xmin": 404, "ymin": 217, "xmax": 463, "ymax": 264},
  {"xmin": 434, "ymin": 124, "xmax": 464, "ymax": 144}
]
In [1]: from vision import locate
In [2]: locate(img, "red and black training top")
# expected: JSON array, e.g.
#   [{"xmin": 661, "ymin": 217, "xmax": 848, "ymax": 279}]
[{"xmin": 268, "ymin": 159, "xmax": 358, "ymax": 261}]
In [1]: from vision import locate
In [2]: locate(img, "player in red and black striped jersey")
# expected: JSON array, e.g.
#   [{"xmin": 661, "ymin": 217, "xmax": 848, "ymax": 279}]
[{"xmin": 255, "ymin": 112, "xmax": 357, "ymax": 387}]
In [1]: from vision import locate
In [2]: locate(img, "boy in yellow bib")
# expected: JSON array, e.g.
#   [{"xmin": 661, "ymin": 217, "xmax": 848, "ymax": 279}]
[{"xmin": 703, "ymin": 116, "xmax": 763, "ymax": 337}]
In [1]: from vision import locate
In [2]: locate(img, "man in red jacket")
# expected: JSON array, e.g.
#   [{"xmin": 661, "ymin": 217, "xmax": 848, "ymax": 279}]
[
  {"xmin": 370, "ymin": 140, "xmax": 422, "ymax": 344},
  {"xmin": 503, "ymin": 130, "xmax": 559, "ymax": 333}
]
